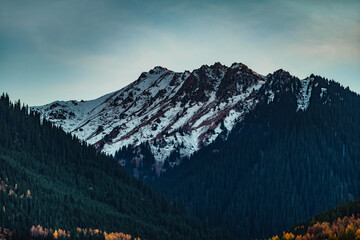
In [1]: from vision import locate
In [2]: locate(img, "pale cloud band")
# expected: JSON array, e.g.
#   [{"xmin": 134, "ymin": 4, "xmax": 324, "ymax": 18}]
[{"xmin": 0, "ymin": 0, "xmax": 359, "ymax": 105}]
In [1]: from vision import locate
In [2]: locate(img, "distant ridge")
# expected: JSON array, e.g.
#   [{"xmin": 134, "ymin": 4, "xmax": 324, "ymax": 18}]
[{"xmin": 33, "ymin": 62, "xmax": 320, "ymax": 167}]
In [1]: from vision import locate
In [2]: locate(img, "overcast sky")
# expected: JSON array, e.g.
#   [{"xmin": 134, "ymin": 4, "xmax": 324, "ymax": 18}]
[{"xmin": 1, "ymin": 0, "xmax": 359, "ymax": 106}]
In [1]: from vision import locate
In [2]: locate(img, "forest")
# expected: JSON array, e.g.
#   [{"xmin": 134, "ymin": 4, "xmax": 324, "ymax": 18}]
[
  {"xmin": 269, "ymin": 200, "xmax": 360, "ymax": 240},
  {"xmin": 1, "ymin": 75, "xmax": 359, "ymax": 240},
  {"xmin": 150, "ymin": 75, "xmax": 360, "ymax": 239},
  {"xmin": 0, "ymin": 93, "xmax": 228, "ymax": 240}
]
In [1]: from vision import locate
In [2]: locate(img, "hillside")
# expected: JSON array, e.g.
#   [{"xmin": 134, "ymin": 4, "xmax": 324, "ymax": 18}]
[
  {"xmin": 269, "ymin": 200, "xmax": 360, "ymax": 240},
  {"xmin": 153, "ymin": 74, "xmax": 360, "ymax": 239},
  {"xmin": 0, "ymin": 94, "xmax": 228, "ymax": 240}
]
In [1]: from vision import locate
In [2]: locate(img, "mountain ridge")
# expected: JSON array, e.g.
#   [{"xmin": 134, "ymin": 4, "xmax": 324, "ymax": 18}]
[{"xmin": 32, "ymin": 62, "xmax": 338, "ymax": 167}]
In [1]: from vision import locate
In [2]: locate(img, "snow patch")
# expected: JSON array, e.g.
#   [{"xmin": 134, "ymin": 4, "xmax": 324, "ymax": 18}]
[{"xmin": 297, "ymin": 78, "xmax": 312, "ymax": 111}]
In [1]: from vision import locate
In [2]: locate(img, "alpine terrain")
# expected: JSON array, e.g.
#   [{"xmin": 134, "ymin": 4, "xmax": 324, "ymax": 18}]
[
  {"xmin": 33, "ymin": 62, "xmax": 360, "ymax": 239},
  {"xmin": 33, "ymin": 62, "xmax": 316, "ymax": 174}
]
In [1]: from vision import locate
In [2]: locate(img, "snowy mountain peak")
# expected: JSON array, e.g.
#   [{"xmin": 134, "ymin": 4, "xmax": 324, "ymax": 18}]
[
  {"xmin": 230, "ymin": 62, "xmax": 247, "ymax": 69},
  {"xmin": 32, "ymin": 62, "xmax": 328, "ymax": 167},
  {"xmin": 149, "ymin": 66, "xmax": 170, "ymax": 74}
]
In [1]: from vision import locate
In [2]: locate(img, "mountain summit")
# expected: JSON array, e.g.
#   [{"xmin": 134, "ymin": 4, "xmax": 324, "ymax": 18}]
[{"xmin": 32, "ymin": 62, "xmax": 334, "ymax": 165}]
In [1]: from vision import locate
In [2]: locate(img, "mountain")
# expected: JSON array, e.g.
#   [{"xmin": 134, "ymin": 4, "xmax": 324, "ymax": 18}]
[
  {"xmin": 0, "ymin": 94, "xmax": 228, "ymax": 240},
  {"xmin": 154, "ymin": 73, "xmax": 360, "ymax": 239},
  {"xmin": 33, "ymin": 62, "xmax": 317, "ymax": 175},
  {"xmin": 32, "ymin": 63, "xmax": 266, "ymax": 164},
  {"xmin": 31, "ymin": 62, "xmax": 360, "ymax": 239}
]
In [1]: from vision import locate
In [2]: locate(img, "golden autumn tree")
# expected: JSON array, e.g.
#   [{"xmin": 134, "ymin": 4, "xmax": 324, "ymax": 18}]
[
  {"xmin": 283, "ymin": 232, "xmax": 295, "ymax": 240},
  {"xmin": 53, "ymin": 229, "xmax": 58, "ymax": 239}
]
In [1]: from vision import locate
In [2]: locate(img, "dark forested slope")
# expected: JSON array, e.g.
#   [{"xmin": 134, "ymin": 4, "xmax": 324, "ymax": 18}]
[
  {"xmin": 0, "ymin": 94, "xmax": 227, "ymax": 240},
  {"xmin": 155, "ymin": 74, "xmax": 360, "ymax": 239}
]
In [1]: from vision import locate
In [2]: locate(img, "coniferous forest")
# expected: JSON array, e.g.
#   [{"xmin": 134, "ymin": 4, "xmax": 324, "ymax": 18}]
[
  {"xmin": 0, "ymin": 93, "xmax": 228, "ymax": 240},
  {"xmin": 1, "ymin": 75, "xmax": 360, "ymax": 240},
  {"xmin": 152, "ymin": 76, "xmax": 360, "ymax": 239},
  {"xmin": 2, "ymin": 1, "xmax": 360, "ymax": 239}
]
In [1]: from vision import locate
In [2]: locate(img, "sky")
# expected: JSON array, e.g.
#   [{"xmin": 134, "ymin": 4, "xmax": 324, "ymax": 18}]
[{"xmin": 0, "ymin": 0, "xmax": 359, "ymax": 106}]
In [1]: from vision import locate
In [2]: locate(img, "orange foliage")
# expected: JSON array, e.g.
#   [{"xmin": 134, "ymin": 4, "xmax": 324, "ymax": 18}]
[
  {"xmin": 0, "ymin": 177, "xmax": 32, "ymax": 199},
  {"xmin": 53, "ymin": 229, "xmax": 58, "ymax": 239},
  {"xmin": 30, "ymin": 225, "xmax": 141, "ymax": 240},
  {"xmin": 76, "ymin": 227, "xmax": 103, "ymax": 237},
  {"xmin": 268, "ymin": 215, "xmax": 360, "ymax": 240},
  {"xmin": 356, "ymin": 229, "xmax": 360, "ymax": 239},
  {"xmin": 104, "ymin": 231, "xmax": 133, "ymax": 240},
  {"xmin": 283, "ymin": 232, "xmax": 295, "ymax": 239}
]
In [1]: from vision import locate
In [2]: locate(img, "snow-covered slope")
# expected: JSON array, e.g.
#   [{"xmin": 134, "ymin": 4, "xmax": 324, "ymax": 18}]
[{"xmin": 32, "ymin": 63, "xmax": 317, "ymax": 163}]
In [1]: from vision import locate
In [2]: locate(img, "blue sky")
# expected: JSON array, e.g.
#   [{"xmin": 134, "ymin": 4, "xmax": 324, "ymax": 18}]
[{"xmin": 1, "ymin": 0, "xmax": 359, "ymax": 106}]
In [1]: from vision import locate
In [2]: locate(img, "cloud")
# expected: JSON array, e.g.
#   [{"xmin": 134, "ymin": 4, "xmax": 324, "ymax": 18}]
[{"xmin": 1, "ymin": 0, "xmax": 359, "ymax": 105}]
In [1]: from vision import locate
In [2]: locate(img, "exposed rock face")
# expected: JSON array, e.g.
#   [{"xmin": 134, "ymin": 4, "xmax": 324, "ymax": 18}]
[{"xmin": 32, "ymin": 62, "xmax": 316, "ymax": 163}]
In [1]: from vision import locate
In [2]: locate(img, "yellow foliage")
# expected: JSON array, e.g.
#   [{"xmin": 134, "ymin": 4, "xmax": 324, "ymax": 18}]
[
  {"xmin": 104, "ymin": 231, "xmax": 133, "ymax": 240},
  {"xmin": 294, "ymin": 235, "xmax": 302, "ymax": 240},
  {"xmin": 283, "ymin": 232, "xmax": 295, "ymax": 239},
  {"xmin": 53, "ymin": 230, "xmax": 58, "ymax": 239},
  {"xmin": 273, "ymin": 215, "xmax": 360, "ymax": 240},
  {"xmin": 269, "ymin": 235, "xmax": 280, "ymax": 240},
  {"xmin": 30, "ymin": 225, "xmax": 140, "ymax": 240},
  {"xmin": 356, "ymin": 228, "xmax": 360, "ymax": 240}
]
